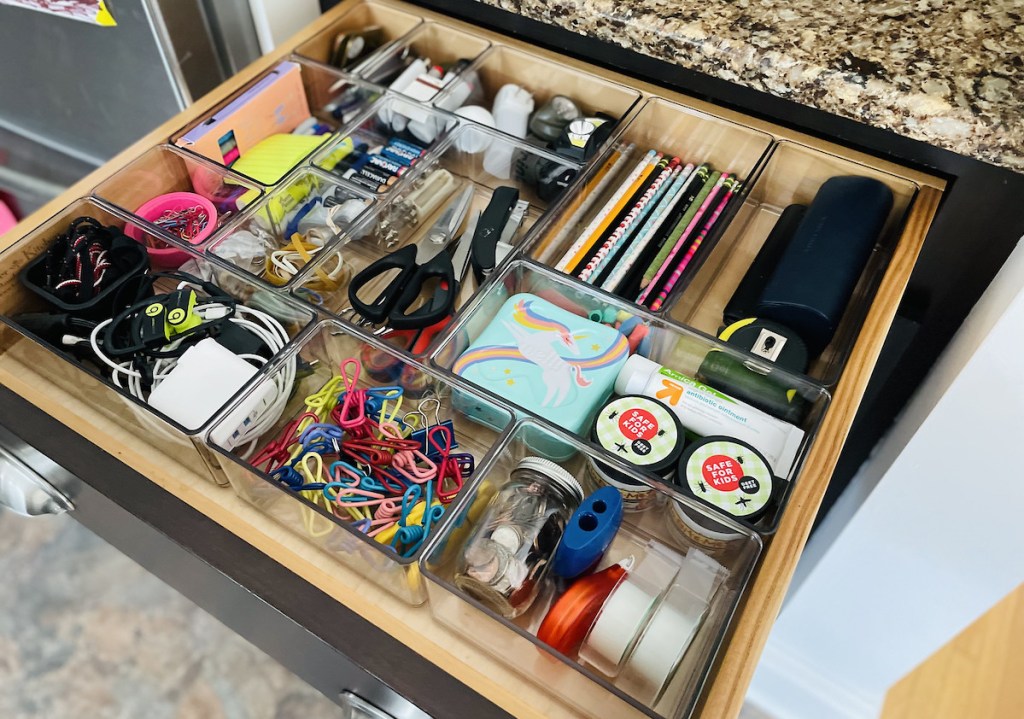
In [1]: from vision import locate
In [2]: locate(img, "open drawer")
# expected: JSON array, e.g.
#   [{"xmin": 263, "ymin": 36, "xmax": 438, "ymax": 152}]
[{"xmin": 0, "ymin": 1, "xmax": 945, "ymax": 717}]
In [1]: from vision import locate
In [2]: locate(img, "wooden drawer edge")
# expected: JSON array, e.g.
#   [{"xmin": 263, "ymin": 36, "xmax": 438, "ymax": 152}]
[{"xmin": 694, "ymin": 185, "xmax": 943, "ymax": 718}]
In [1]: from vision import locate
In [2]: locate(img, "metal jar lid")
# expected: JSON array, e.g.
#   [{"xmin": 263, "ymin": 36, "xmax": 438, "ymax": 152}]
[{"xmin": 516, "ymin": 456, "xmax": 584, "ymax": 502}]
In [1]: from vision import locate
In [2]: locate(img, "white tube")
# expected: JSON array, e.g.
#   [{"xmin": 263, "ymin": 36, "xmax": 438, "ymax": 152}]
[{"xmin": 616, "ymin": 355, "xmax": 804, "ymax": 477}]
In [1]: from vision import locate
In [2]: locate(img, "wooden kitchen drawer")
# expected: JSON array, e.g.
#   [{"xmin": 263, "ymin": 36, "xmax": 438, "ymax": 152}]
[{"xmin": 0, "ymin": 1, "xmax": 944, "ymax": 717}]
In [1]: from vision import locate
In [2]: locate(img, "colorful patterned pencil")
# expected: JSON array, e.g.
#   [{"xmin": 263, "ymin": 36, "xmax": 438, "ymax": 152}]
[
  {"xmin": 579, "ymin": 157, "xmax": 679, "ymax": 283},
  {"xmin": 600, "ymin": 162, "xmax": 695, "ymax": 292},
  {"xmin": 648, "ymin": 177, "xmax": 739, "ymax": 310}
]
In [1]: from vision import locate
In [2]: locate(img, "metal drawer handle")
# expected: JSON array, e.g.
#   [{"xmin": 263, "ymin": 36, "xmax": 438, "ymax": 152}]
[
  {"xmin": 0, "ymin": 446, "xmax": 73, "ymax": 517},
  {"xmin": 339, "ymin": 691, "xmax": 403, "ymax": 719}
]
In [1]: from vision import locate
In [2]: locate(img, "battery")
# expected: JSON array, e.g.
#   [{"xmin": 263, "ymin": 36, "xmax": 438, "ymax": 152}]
[{"xmin": 367, "ymin": 154, "xmax": 406, "ymax": 176}]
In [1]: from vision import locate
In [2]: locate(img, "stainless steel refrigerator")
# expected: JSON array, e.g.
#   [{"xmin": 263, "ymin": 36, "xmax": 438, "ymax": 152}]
[{"xmin": 0, "ymin": 0, "xmax": 265, "ymax": 214}]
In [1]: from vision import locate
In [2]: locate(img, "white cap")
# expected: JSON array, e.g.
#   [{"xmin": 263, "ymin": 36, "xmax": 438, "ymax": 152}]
[
  {"xmin": 615, "ymin": 354, "xmax": 661, "ymax": 396},
  {"xmin": 516, "ymin": 457, "xmax": 583, "ymax": 501}
]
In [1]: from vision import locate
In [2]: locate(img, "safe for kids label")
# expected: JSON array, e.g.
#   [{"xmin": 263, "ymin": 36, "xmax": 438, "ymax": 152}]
[
  {"xmin": 594, "ymin": 395, "xmax": 684, "ymax": 473},
  {"xmin": 681, "ymin": 438, "xmax": 774, "ymax": 518}
]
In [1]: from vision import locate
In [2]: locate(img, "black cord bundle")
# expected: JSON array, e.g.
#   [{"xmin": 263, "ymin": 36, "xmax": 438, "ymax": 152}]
[{"xmin": 42, "ymin": 217, "xmax": 137, "ymax": 303}]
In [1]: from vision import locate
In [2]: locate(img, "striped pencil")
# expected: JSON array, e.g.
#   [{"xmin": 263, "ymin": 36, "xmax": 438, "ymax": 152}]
[
  {"xmin": 600, "ymin": 162, "xmax": 695, "ymax": 292},
  {"xmin": 554, "ymin": 150, "xmax": 659, "ymax": 273},
  {"xmin": 579, "ymin": 157, "xmax": 679, "ymax": 283},
  {"xmin": 637, "ymin": 172, "xmax": 730, "ymax": 306},
  {"xmin": 536, "ymin": 144, "xmax": 634, "ymax": 262},
  {"xmin": 637, "ymin": 166, "xmax": 716, "ymax": 290},
  {"xmin": 649, "ymin": 177, "xmax": 739, "ymax": 310}
]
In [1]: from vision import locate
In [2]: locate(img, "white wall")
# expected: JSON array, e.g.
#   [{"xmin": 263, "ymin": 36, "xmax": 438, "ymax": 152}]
[
  {"xmin": 248, "ymin": 0, "xmax": 320, "ymax": 54},
  {"xmin": 747, "ymin": 236, "xmax": 1024, "ymax": 718}
]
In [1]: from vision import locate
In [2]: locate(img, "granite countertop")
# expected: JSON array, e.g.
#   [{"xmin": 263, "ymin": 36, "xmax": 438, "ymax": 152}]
[{"xmin": 479, "ymin": 0, "xmax": 1024, "ymax": 171}]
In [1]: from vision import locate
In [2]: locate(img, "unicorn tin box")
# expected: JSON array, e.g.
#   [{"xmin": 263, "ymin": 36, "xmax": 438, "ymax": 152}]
[{"xmin": 452, "ymin": 294, "xmax": 629, "ymax": 459}]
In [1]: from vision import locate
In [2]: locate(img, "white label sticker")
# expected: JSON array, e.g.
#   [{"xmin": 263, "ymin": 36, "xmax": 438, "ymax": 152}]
[{"xmin": 751, "ymin": 328, "xmax": 787, "ymax": 362}]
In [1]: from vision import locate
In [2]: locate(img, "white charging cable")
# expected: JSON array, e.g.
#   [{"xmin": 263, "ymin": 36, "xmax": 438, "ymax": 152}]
[{"xmin": 86, "ymin": 283, "xmax": 296, "ymax": 457}]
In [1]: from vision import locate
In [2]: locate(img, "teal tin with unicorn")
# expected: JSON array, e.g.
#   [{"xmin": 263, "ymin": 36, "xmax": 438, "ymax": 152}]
[{"xmin": 452, "ymin": 294, "xmax": 629, "ymax": 460}]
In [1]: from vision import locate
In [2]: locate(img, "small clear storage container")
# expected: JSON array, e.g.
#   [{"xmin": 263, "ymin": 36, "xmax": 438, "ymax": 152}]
[
  {"xmin": 0, "ymin": 198, "xmax": 317, "ymax": 485},
  {"xmin": 294, "ymin": 0, "xmax": 423, "ymax": 72},
  {"xmin": 206, "ymin": 167, "xmax": 377, "ymax": 292},
  {"xmin": 293, "ymin": 125, "xmax": 585, "ymax": 358},
  {"xmin": 421, "ymin": 419, "xmax": 762, "ymax": 719},
  {"xmin": 354, "ymin": 22, "xmax": 490, "ymax": 92},
  {"xmin": 172, "ymin": 58, "xmax": 382, "ymax": 185},
  {"xmin": 206, "ymin": 319, "xmax": 515, "ymax": 604},
  {"xmin": 92, "ymin": 145, "xmax": 263, "ymax": 262},
  {"xmin": 310, "ymin": 94, "xmax": 458, "ymax": 194},
  {"xmin": 666, "ymin": 140, "xmax": 920, "ymax": 385},
  {"xmin": 526, "ymin": 97, "xmax": 774, "ymax": 315},
  {"xmin": 430, "ymin": 44, "xmax": 642, "ymax": 154},
  {"xmin": 430, "ymin": 258, "xmax": 830, "ymax": 534}
]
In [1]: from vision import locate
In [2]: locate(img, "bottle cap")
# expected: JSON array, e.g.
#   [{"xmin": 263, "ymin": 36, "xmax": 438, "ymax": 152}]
[
  {"xmin": 615, "ymin": 354, "xmax": 660, "ymax": 396},
  {"xmin": 591, "ymin": 395, "xmax": 685, "ymax": 477},
  {"xmin": 516, "ymin": 456, "xmax": 583, "ymax": 502}
]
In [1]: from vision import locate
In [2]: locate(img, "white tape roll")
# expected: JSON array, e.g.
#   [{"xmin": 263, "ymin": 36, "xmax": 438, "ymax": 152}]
[
  {"xmin": 582, "ymin": 578, "xmax": 657, "ymax": 671},
  {"xmin": 622, "ymin": 593, "xmax": 706, "ymax": 703}
]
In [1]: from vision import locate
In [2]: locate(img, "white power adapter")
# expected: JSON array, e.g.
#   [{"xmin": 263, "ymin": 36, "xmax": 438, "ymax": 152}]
[{"xmin": 148, "ymin": 338, "xmax": 261, "ymax": 432}]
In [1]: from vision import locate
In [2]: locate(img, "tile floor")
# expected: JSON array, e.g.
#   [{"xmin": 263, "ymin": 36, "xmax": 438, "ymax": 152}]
[
  {"xmin": 0, "ymin": 508, "xmax": 778, "ymax": 719},
  {"xmin": 0, "ymin": 508, "xmax": 343, "ymax": 719}
]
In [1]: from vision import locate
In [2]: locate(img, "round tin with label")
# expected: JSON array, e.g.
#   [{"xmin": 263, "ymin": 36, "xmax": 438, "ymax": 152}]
[
  {"xmin": 582, "ymin": 459, "xmax": 661, "ymax": 513},
  {"xmin": 591, "ymin": 395, "xmax": 685, "ymax": 478},
  {"xmin": 675, "ymin": 436, "xmax": 775, "ymax": 524},
  {"xmin": 666, "ymin": 500, "xmax": 744, "ymax": 552}
]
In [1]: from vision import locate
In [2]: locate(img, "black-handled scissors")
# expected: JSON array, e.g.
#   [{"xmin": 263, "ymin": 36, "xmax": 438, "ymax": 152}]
[{"xmin": 348, "ymin": 186, "xmax": 474, "ymax": 330}]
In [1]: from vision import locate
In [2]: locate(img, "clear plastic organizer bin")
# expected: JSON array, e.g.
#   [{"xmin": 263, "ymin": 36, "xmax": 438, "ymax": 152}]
[
  {"xmin": 172, "ymin": 57, "xmax": 383, "ymax": 186},
  {"xmin": 354, "ymin": 21, "xmax": 490, "ymax": 92},
  {"xmin": 420, "ymin": 419, "xmax": 762, "ymax": 719},
  {"xmin": 292, "ymin": 124, "xmax": 585, "ymax": 359},
  {"xmin": 294, "ymin": 0, "xmax": 423, "ymax": 72},
  {"xmin": 0, "ymin": 198, "xmax": 317, "ymax": 485},
  {"xmin": 206, "ymin": 167, "xmax": 377, "ymax": 293},
  {"xmin": 526, "ymin": 97, "xmax": 774, "ymax": 315},
  {"xmin": 430, "ymin": 259, "xmax": 830, "ymax": 534},
  {"xmin": 92, "ymin": 145, "xmax": 264, "ymax": 269},
  {"xmin": 430, "ymin": 45, "xmax": 642, "ymax": 152},
  {"xmin": 310, "ymin": 94, "xmax": 458, "ymax": 194},
  {"xmin": 206, "ymin": 319, "xmax": 515, "ymax": 604},
  {"xmin": 666, "ymin": 140, "xmax": 920, "ymax": 386}
]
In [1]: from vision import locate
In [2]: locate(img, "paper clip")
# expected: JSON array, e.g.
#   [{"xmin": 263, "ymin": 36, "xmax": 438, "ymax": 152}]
[
  {"xmin": 334, "ymin": 358, "xmax": 367, "ymax": 430},
  {"xmin": 298, "ymin": 422, "xmax": 345, "ymax": 447}
]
